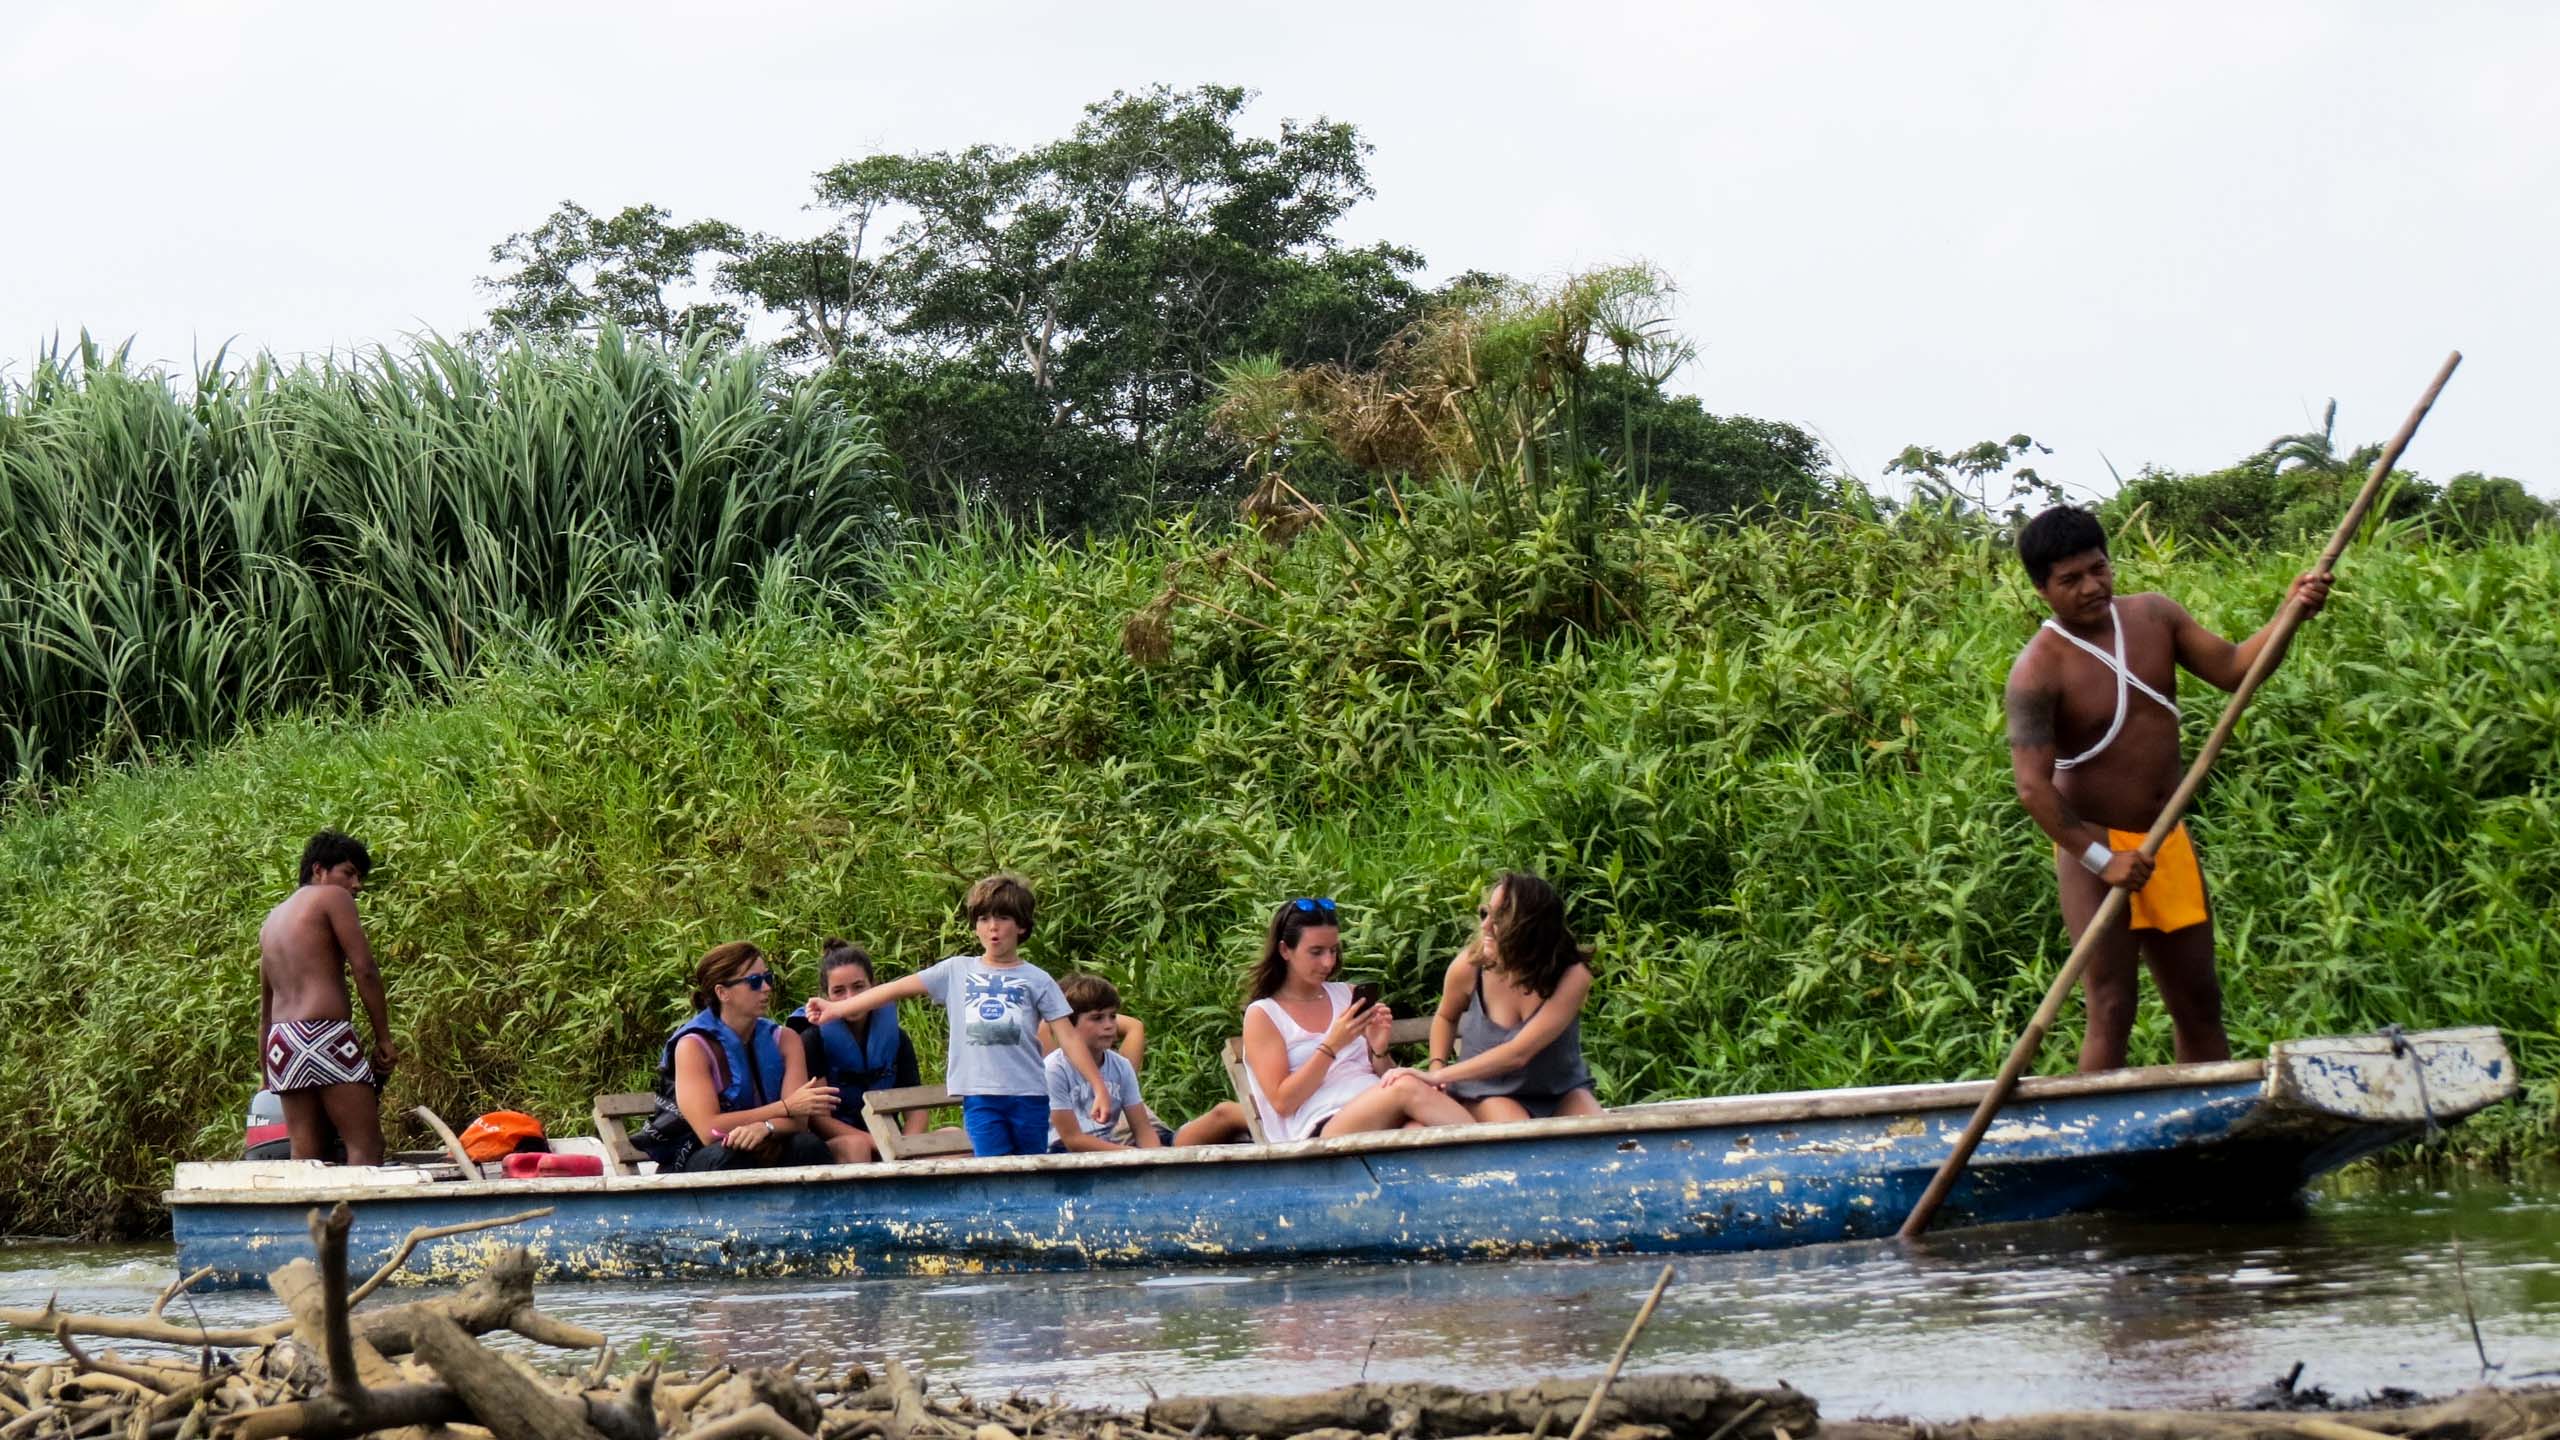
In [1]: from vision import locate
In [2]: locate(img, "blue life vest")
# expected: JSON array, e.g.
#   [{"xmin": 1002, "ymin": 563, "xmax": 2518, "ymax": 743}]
[
  {"xmin": 657, "ymin": 1009, "xmax": 786, "ymax": 1115},
  {"xmin": 814, "ymin": 1006, "xmax": 903, "ymax": 1119}
]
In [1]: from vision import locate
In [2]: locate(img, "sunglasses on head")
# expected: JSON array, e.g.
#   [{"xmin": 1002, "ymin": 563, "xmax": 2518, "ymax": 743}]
[
  {"xmin": 723, "ymin": 971, "xmax": 776, "ymax": 991},
  {"xmin": 1291, "ymin": 897, "xmax": 1337, "ymax": 916}
]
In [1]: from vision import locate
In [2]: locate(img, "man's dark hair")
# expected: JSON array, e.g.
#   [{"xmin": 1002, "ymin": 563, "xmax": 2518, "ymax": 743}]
[
  {"xmin": 2016, "ymin": 505, "xmax": 2110, "ymax": 587},
  {"xmin": 298, "ymin": 830, "xmax": 372, "ymax": 886}
]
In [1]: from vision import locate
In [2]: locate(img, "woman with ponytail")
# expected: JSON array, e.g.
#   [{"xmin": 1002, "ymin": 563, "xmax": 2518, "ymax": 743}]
[
  {"xmin": 1240, "ymin": 897, "xmax": 1472, "ymax": 1141},
  {"xmin": 796, "ymin": 940, "xmax": 926, "ymax": 1163},
  {"xmin": 635, "ymin": 942, "xmax": 838, "ymax": 1171}
]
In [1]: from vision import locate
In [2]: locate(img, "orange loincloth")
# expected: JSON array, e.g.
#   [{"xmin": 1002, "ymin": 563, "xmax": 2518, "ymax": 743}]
[
  {"xmin": 2059, "ymin": 822, "xmax": 2210, "ymax": 932},
  {"xmin": 2109, "ymin": 822, "xmax": 2209, "ymax": 932}
]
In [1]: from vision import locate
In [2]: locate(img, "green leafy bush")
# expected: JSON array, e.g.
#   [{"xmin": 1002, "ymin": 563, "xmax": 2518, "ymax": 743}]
[
  {"xmin": 0, "ymin": 330, "xmax": 894, "ymax": 789},
  {"xmin": 2101, "ymin": 430, "xmax": 2550, "ymax": 552},
  {"xmin": 0, "ymin": 492, "xmax": 2551, "ymax": 1236}
]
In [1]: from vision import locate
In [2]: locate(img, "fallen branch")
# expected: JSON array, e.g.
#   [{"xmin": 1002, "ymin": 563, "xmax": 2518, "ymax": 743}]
[
  {"xmin": 149, "ymin": 1268, "xmax": 218, "ymax": 1323},
  {"xmin": 0, "ymin": 1302, "xmax": 271, "ymax": 1350},
  {"xmin": 881, "ymin": 1361, "xmax": 949, "ymax": 1440},
  {"xmin": 582, "ymin": 1360, "xmax": 659, "ymax": 1440},
  {"xmin": 306, "ymin": 1205, "xmax": 362, "ymax": 1404},
  {"xmin": 696, "ymin": 1370, "xmax": 824, "ymax": 1436},
  {"xmin": 266, "ymin": 1222, "xmax": 431, "ymax": 1440},
  {"xmin": 220, "ymin": 1383, "xmax": 462, "ymax": 1440},
  {"xmin": 330, "ymin": 1248, "xmax": 604, "ymax": 1357},
  {"xmin": 408, "ymin": 1312, "xmax": 606, "ymax": 1440},
  {"xmin": 50, "ymin": 1322, "xmax": 188, "ymax": 1395},
  {"xmin": 1702, "ymin": 1398, "xmax": 1767, "ymax": 1440},
  {"xmin": 0, "ymin": 1406, "xmax": 61, "ymax": 1440},
  {"xmin": 1816, "ymin": 1386, "xmax": 2560, "ymax": 1440},
  {"xmin": 130, "ymin": 1370, "xmax": 242, "ymax": 1436},
  {"xmin": 347, "ymin": 1206, "xmax": 558, "ymax": 1304},
  {"xmin": 686, "ymin": 1403, "xmax": 817, "ymax": 1440},
  {"xmin": 666, "ymin": 1366, "xmax": 734, "ymax": 1416},
  {"xmin": 224, "ymin": 1369, "xmax": 660, "ymax": 1440},
  {"xmin": 1147, "ymin": 1376, "xmax": 1809, "ymax": 1440},
  {"xmin": 4, "ymin": 1232, "xmax": 586, "ymax": 1355}
]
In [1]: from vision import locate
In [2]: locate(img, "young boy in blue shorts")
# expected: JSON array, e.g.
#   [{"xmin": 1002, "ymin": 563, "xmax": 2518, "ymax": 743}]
[{"xmin": 807, "ymin": 872, "xmax": 1108, "ymax": 1156}]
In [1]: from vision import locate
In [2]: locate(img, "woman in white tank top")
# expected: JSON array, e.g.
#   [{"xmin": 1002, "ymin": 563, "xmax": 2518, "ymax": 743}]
[{"xmin": 1241, "ymin": 898, "xmax": 1473, "ymax": 1141}]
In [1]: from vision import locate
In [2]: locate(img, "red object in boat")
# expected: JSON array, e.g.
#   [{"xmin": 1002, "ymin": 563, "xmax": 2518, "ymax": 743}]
[{"xmin": 502, "ymin": 1151, "xmax": 603, "ymax": 1178}]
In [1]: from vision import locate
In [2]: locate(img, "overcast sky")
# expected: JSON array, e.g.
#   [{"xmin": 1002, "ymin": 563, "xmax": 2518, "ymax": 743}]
[{"xmin": 6, "ymin": 1, "xmax": 2552, "ymax": 496}]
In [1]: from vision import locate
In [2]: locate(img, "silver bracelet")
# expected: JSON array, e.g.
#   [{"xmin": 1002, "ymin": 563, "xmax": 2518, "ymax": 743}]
[{"xmin": 2078, "ymin": 839, "xmax": 2114, "ymax": 876}]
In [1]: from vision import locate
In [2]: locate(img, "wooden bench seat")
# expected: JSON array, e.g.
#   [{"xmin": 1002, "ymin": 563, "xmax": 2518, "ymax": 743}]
[
  {"xmin": 860, "ymin": 1084, "xmax": 973, "ymax": 1161},
  {"xmin": 592, "ymin": 1092, "xmax": 658, "ymax": 1176}
]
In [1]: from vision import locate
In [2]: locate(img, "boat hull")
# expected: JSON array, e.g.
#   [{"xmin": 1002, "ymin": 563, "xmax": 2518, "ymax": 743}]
[{"xmin": 167, "ymin": 1027, "xmax": 2514, "ymax": 1288}]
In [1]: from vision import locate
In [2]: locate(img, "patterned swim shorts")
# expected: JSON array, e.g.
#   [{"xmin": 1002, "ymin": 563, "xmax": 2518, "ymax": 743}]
[{"xmin": 264, "ymin": 1019, "xmax": 377, "ymax": 1092}]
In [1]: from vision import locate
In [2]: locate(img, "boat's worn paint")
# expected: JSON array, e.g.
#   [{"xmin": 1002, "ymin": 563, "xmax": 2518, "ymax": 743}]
[
  {"xmin": 168, "ymin": 1028, "xmax": 2514, "ymax": 1289},
  {"xmin": 2267, "ymin": 1030, "xmax": 2512, "ymax": 1123}
]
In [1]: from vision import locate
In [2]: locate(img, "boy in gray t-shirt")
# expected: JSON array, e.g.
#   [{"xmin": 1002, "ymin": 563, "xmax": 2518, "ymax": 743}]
[
  {"xmin": 1045, "ymin": 973, "xmax": 1166, "ymax": 1152},
  {"xmin": 806, "ymin": 873, "xmax": 1108, "ymax": 1156}
]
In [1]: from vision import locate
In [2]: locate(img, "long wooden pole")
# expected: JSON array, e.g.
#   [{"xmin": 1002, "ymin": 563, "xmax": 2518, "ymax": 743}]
[
  {"xmin": 1896, "ymin": 350, "xmax": 2463, "ymax": 1240},
  {"xmin": 1565, "ymin": 1264, "xmax": 1676, "ymax": 1440}
]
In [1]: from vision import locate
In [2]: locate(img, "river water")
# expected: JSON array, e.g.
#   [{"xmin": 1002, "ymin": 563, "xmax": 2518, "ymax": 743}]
[{"xmin": 7, "ymin": 1168, "xmax": 2557, "ymax": 1422}]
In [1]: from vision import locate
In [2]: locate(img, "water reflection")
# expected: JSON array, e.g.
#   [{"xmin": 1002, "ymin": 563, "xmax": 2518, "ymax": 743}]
[{"xmin": 6, "ymin": 1169, "xmax": 2554, "ymax": 1420}]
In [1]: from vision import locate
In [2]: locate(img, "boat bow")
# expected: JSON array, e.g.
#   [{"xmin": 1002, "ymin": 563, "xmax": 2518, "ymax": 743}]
[{"xmin": 2264, "ymin": 1026, "xmax": 2515, "ymax": 1125}]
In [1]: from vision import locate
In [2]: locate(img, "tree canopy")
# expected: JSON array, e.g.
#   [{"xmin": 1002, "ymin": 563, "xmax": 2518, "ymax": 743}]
[
  {"xmin": 481, "ymin": 85, "xmax": 1443, "ymax": 527},
  {"xmin": 2091, "ymin": 395, "xmax": 2555, "ymax": 546},
  {"xmin": 478, "ymin": 87, "xmax": 2539, "ymax": 542},
  {"xmin": 481, "ymin": 202, "xmax": 747, "ymax": 345}
]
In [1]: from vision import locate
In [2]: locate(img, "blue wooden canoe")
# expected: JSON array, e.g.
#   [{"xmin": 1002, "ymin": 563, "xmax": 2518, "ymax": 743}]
[{"xmin": 166, "ymin": 1026, "xmax": 2515, "ymax": 1289}]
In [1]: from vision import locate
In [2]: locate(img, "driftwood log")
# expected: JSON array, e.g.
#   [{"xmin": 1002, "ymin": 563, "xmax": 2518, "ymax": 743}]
[
  {"xmin": 1146, "ymin": 1376, "xmax": 1813, "ymax": 1440},
  {"xmin": 4, "ymin": 1210, "xmax": 2558, "ymax": 1440},
  {"xmin": 1820, "ymin": 1385, "xmax": 2560, "ymax": 1440}
]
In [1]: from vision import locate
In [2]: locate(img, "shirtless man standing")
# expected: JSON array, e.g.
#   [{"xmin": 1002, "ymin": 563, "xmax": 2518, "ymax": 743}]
[
  {"xmin": 258, "ymin": 831, "xmax": 398, "ymax": 1165},
  {"xmin": 2006, "ymin": 506, "xmax": 2330, "ymax": 1072}
]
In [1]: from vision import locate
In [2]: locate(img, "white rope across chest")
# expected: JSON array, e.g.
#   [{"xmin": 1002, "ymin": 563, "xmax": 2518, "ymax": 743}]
[{"xmin": 2041, "ymin": 601, "xmax": 2178, "ymax": 770}]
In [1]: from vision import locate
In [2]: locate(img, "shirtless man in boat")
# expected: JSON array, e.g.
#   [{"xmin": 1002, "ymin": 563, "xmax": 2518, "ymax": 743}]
[
  {"xmin": 2006, "ymin": 506, "xmax": 2330, "ymax": 1071},
  {"xmin": 257, "ymin": 830, "xmax": 398, "ymax": 1165}
]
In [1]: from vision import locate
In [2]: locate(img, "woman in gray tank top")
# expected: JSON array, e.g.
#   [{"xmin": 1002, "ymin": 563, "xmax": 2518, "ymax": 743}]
[{"xmin": 1394, "ymin": 873, "xmax": 1600, "ymax": 1122}]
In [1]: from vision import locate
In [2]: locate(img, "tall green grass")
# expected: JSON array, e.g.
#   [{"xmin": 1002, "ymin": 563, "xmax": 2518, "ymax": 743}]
[
  {"xmin": 0, "ymin": 331, "xmax": 893, "ymax": 788},
  {"xmin": 0, "ymin": 490, "xmax": 2551, "ymax": 1236}
]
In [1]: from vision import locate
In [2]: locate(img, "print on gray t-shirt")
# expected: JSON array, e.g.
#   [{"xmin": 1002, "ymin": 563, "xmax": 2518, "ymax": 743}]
[
  {"xmin": 915, "ymin": 956, "xmax": 1070, "ymax": 1097},
  {"xmin": 1044, "ymin": 1048, "xmax": 1145, "ymax": 1143}
]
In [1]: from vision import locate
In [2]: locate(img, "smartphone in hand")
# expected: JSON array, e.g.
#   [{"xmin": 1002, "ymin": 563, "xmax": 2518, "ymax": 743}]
[{"xmin": 1349, "ymin": 981, "xmax": 1383, "ymax": 1010}]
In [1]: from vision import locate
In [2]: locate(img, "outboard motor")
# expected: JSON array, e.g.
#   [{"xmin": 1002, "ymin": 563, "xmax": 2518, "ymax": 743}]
[
  {"xmin": 244, "ymin": 1090, "xmax": 290, "ymax": 1159},
  {"xmin": 244, "ymin": 1089, "xmax": 344, "ymax": 1162}
]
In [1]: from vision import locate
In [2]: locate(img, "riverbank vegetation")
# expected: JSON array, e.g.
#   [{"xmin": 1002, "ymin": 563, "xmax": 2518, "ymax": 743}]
[
  {"xmin": 0, "ymin": 333, "xmax": 893, "ymax": 786},
  {"xmin": 2, "ymin": 85, "xmax": 2551, "ymax": 1237},
  {"xmin": 1, "ymin": 474, "xmax": 2551, "ymax": 1234}
]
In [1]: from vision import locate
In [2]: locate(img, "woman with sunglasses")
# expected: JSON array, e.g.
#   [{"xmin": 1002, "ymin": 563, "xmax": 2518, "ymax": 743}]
[
  {"xmin": 637, "ymin": 941, "xmax": 838, "ymax": 1171},
  {"xmin": 1242, "ymin": 897, "xmax": 1472, "ymax": 1141}
]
